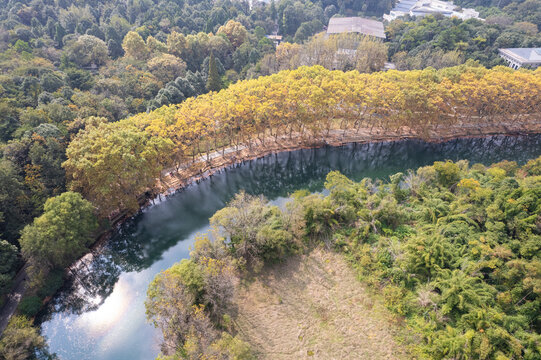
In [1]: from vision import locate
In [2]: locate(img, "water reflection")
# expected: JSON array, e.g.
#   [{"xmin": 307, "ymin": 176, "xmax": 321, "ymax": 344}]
[{"xmin": 39, "ymin": 135, "xmax": 541, "ymax": 360}]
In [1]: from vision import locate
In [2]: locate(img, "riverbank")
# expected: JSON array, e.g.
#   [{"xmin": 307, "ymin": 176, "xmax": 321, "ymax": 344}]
[{"xmin": 155, "ymin": 119, "xmax": 541, "ymax": 199}]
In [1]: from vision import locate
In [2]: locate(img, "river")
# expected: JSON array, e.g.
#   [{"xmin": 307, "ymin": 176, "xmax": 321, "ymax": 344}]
[{"xmin": 38, "ymin": 135, "xmax": 541, "ymax": 360}]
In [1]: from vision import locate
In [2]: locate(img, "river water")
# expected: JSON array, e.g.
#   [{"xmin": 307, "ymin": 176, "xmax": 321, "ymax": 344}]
[{"xmin": 39, "ymin": 135, "xmax": 541, "ymax": 360}]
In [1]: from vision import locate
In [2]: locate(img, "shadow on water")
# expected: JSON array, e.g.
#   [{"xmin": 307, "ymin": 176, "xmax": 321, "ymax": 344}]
[{"xmin": 38, "ymin": 135, "xmax": 541, "ymax": 360}]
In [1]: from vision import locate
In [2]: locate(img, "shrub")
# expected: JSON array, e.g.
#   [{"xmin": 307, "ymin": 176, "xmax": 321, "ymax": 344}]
[
  {"xmin": 37, "ymin": 268, "xmax": 64, "ymax": 299},
  {"xmin": 18, "ymin": 296, "xmax": 42, "ymax": 317},
  {"xmin": 434, "ymin": 160, "xmax": 461, "ymax": 188}
]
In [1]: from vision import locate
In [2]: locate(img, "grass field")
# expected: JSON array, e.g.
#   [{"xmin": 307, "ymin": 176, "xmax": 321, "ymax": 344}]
[{"xmin": 232, "ymin": 247, "xmax": 410, "ymax": 359}]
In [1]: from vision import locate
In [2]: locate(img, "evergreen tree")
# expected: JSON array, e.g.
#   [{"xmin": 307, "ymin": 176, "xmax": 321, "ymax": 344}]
[
  {"xmin": 206, "ymin": 52, "xmax": 222, "ymax": 92},
  {"xmin": 54, "ymin": 23, "xmax": 65, "ymax": 47}
]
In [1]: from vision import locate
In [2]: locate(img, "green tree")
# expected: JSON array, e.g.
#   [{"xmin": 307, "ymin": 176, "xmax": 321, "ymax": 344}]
[
  {"xmin": 65, "ymin": 68, "xmax": 94, "ymax": 90},
  {"xmin": 20, "ymin": 191, "xmax": 98, "ymax": 270},
  {"xmin": 18, "ymin": 296, "xmax": 42, "ymax": 317},
  {"xmin": 122, "ymin": 31, "xmax": 149, "ymax": 60},
  {"xmin": 166, "ymin": 31, "xmax": 187, "ymax": 58},
  {"xmin": 0, "ymin": 100, "xmax": 19, "ymax": 142},
  {"xmin": 270, "ymin": 0, "xmax": 277, "ymax": 21},
  {"xmin": 3, "ymin": 125, "xmax": 67, "ymax": 208},
  {"xmin": 522, "ymin": 156, "xmax": 541, "ymax": 175},
  {"xmin": 0, "ymin": 316, "xmax": 48, "ymax": 360},
  {"xmin": 40, "ymin": 73, "xmax": 65, "ymax": 93},
  {"xmin": 0, "ymin": 159, "xmax": 30, "ymax": 244},
  {"xmin": 147, "ymin": 54, "xmax": 187, "ymax": 82},
  {"xmin": 146, "ymin": 256, "xmax": 236, "ymax": 358},
  {"xmin": 54, "ymin": 23, "xmax": 66, "ymax": 47},
  {"xmin": 146, "ymin": 260, "xmax": 213, "ymax": 356},
  {"xmin": 206, "ymin": 52, "xmax": 222, "ymax": 92},
  {"xmin": 216, "ymin": 20, "xmax": 248, "ymax": 48},
  {"xmin": 210, "ymin": 192, "xmax": 295, "ymax": 266},
  {"xmin": 434, "ymin": 160, "xmax": 461, "ymax": 188},
  {"xmin": 0, "ymin": 240, "xmax": 18, "ymax": 296},
  {"xmin": 65, "ymin": 34, "xmax": 109, "ymax": 67}
]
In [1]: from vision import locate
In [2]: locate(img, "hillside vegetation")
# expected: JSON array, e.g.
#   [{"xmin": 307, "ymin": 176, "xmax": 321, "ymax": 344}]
[
  {"xmin": 0, "ymin": 0, "xmax": 540, "ymax": 357},
  {"xmin": 146, "ymin": 155, "xmax": 541, "ymax": 359},
  {"xmin": 387, "ymin": 15, "xmax": 541, "ymax": 70}
]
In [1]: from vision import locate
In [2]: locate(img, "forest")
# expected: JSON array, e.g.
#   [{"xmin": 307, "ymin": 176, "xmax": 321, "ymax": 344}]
[
  {"xmin": 1, "ymin": 63, "xmax": 538, "ymax": 332},
  {"xmin": 387, "ymin": 13, "xmax": 541, "ymax": 70},
  {"xmin": 145, "ymin": 156, "xmax": 541, "ymax": 360},
  {"xmin": 0, "ymin": 0, "xmax": 540, "ymax": 357}
]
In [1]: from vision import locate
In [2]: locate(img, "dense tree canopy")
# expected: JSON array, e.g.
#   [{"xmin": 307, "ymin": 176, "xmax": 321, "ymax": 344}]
[
  {"xmin": 65, "ymin": 65, "xmax": 541, "ymax": 215},
  {"xmin": 20, "ymin": 191, "xmax": 98, "ymax": 276},
  {"xmin": 317, "ymin": 159, "xmax": 541, "ymax": 359},
  {"xmin": 386, "ymin": 15, "xmax": 541, "ymax": 70}
]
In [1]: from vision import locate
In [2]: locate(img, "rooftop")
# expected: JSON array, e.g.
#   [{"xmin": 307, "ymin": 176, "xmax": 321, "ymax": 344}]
[
  {"xmin": 327, "ymin": 17, "xmax": 386, "ymax": 39},
  {"xmin": 385, "ymin": 0, "xmax": 480, "ymax": 21},
  {"xmin": 499, "ymin": 48, "xmax": 541, "ymax": 63}
]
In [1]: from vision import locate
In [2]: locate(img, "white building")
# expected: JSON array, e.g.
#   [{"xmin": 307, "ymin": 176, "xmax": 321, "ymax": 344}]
[
  {"xmin": 265, "ymin": 35, "xmax": 283, "ymax": 46},
  {"xmin": 499, "ymin": 48, "xmax": 541, "ymax": 69},
  {"xmin": 327, "ymin": 17, "xmax": 386, "ymax": 39},
  {"xmin": 384, "ymin": 0, "xmax": 480, "ymax": 21}
]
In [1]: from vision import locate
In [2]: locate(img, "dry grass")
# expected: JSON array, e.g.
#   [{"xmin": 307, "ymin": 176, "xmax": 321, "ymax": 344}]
[{"xmin": 232, "ymin": 247, "xmax": 410, "ymax": 360}]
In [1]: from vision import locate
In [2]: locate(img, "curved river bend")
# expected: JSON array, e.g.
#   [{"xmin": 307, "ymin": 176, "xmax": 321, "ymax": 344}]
[{"xmin": 39, "ymin": 135, "xmax": 541, "ymax": 360}]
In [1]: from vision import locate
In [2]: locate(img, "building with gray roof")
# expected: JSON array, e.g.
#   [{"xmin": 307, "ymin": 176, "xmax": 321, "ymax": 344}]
[{"xmin": 499, "ymin": 48, "xmax": 541, "ymax": 69}]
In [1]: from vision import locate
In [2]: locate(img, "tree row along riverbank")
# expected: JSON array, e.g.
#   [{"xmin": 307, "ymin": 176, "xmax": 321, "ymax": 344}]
[{"xmin": 64, "ymin": 65, "xmax": 541, "ymax": 220}]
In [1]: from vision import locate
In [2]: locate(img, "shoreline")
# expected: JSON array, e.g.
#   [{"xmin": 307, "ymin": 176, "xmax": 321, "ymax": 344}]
[
  {"xmin": 1, "ymin": 125, "xmax": 540, "ymax": 335},
  {"xmin": 153, "ymin": 123, "xmax": 541, "ymax": 202}
]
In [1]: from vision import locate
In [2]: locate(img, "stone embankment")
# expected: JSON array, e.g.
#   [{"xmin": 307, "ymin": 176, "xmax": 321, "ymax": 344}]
[{"xmin": 157, "ymin": 120, "xmax": 540, "ymax": 198}]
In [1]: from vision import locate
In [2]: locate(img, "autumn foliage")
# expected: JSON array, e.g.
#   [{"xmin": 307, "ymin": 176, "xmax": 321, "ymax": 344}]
[{"xmin": 64, "ymin": 65, "xmax": 541, "ymax": 215}]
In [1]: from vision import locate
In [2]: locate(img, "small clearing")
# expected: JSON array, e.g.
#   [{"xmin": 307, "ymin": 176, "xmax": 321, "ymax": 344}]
[{"xmin": 232, "ymin": 248, "xmax": 410, "ymax": 360}]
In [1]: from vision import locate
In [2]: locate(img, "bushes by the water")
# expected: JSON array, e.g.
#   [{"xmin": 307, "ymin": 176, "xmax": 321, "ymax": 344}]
[
  {"xmin": 36, "ymin": 269, "xmax": 64, "ymax": 299},
  {"xmin": 0, "ymin": 316, "xmax": 48, "ymax": 360},
  {"xmin": 321, "ymin": 157, "xmax": 541, "ymax": 359},
  {"xmin": 18, "ymin": 296, "xmax": 42, "ymax": 317}
]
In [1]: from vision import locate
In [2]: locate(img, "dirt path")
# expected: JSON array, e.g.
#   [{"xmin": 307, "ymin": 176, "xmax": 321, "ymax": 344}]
[
  {"xmin": 0, "ymin": 267, "xmax": 27, "ymax": 334},
  {"xmin": 233, "ymin": 248, "xmax": 410, "ymax": 359}
]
